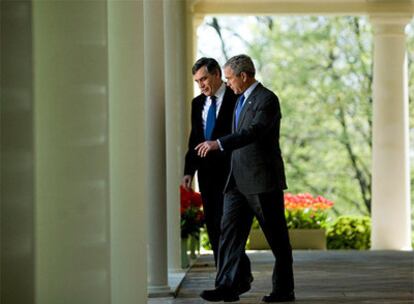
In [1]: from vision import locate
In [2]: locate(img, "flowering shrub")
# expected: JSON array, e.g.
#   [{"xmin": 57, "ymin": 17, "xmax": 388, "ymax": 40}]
[
  {"xmin": 180, "ymin": 186, "xmax": 204, "ymax": 239},
  {"xmin": 284, "ymin": 193, "xmax": 334, "ymax": 229},
  {"xmin": 327, "ymin": 216, "xmax": 371, "ymax": 249}
]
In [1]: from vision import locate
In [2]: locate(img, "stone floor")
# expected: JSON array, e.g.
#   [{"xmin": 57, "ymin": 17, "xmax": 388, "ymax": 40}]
[{"xmin": 149, "ymin": 250, "xmax": 414, "ymax": 303}]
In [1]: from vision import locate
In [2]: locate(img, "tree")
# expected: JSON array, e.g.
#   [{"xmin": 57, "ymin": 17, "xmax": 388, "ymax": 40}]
[
  {"xmin": 198, "ymin": 16, "xmax": 414, "ymax": 219},
  {"xmin": 248, "ymin": 16, "xmax": 373, "ymax": 216}
]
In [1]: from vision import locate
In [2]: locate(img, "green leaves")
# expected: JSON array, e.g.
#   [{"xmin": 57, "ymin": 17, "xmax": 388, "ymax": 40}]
[
  {"xmin": 327, "ymin": 216, "xmax": 371, "ymax": 249},
  {"xmin": 249, "ymin": 16, "xmax": 374, "ymax": 215},
  {"xmin": 199, "ymin": 16, "xmax": 414, "ymax": 233},
  {"xmin": 285, "ymin": 209, "xmax": 330, "ymax": 229}
]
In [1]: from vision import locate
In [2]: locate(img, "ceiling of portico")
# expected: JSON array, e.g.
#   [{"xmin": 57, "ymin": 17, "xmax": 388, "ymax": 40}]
[{"xmin": 191, "ymin": 0, "xmax": 414, "ymax": 15}]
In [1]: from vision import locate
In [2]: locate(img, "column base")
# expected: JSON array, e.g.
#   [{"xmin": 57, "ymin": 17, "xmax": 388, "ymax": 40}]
[
  {"xmin": 147, "ymin": 284, "xmax": 172, "ymax": 298},
  {"xmin": 168, "ymin": 269, "xmax": 188, "ymax": 297},
  {"xmin": 371, "ymin": 244, "xmax": 413, "ymax": 251}
]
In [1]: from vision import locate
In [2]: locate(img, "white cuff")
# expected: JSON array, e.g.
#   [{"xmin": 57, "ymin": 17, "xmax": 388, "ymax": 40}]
[{"xmin": 217, "ymin": 139, "xmax": 224, "ymax": 151}]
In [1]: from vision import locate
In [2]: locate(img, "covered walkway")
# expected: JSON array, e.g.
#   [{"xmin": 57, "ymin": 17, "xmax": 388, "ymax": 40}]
[
  {"xmin": 1, "ymin": 1, "xmax": 413, "ymax": 303},
  {"xmin": 150, "ymin": 251, "xmax": 414, "ymax": 303}
]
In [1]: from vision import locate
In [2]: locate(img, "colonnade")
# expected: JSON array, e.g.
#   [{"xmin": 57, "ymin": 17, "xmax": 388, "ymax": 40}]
[{"xmin": 0, "ymin": 1, "xmax": 412, "ymax": 304}]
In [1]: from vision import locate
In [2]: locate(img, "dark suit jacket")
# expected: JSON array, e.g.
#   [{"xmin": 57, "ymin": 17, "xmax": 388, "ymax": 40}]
[
  {"xmin": 184, "ymin": 86, "xmax": 238, "ymax": 193},
  {"xmin": 220, "ymin": 83, "xmax": 287, "ymax": 194}
]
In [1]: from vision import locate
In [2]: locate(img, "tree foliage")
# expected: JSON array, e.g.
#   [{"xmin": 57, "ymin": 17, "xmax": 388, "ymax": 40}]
[
  {"xmin": 250, "ymin": 16, "xmax": 374, "ymax": 216},
  {"xmin": 200, "ymin": 16, "xmax": 414, "ymax": 219}
]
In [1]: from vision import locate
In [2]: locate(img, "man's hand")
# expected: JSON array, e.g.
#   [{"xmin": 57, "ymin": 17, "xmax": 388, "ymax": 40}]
[
  {"xmin": 182, "ymin": 175, "xmax": 193, "ymax": 191},
  {"xmin": 195, "ymin": 140, "xmax": 219, "ymax": 158}
]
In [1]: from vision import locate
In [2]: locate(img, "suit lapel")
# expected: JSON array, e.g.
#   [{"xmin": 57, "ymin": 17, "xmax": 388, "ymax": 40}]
[
  {"xmin": 237, "ymin": 83, "xmax": 262, "ymax": 130},
  {"xmin": 194, "ymin": 95, "xmax": 206, "ymax": 139},
  {"xmin": 215, "ymin": 87, "xmax": 235, "ymax": 136},
  {"xmin": 216, "ymin": 87, "xmax": 230, "ymax": 126}
]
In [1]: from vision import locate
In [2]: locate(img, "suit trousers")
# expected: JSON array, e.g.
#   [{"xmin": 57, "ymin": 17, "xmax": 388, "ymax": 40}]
[
  {"xmin": 201, "ymin": 189, "xmax": 224, "ymax": 265},
  {"xmin": 215, "ymin": 183, "xmax": 294, "ymax": 293}
]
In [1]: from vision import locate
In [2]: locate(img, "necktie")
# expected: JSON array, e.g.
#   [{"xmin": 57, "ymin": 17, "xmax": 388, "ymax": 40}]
[
  {"xmin": 205, "ymin": 96, "xmax": 217, "ymax": 140},
  {"xmin": 235, "ymin": 94, "xmax": 245, "ymax": 128}
]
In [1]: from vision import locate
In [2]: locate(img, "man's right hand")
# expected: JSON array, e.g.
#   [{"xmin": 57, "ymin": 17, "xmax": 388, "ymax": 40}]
[{"xmin": 182, "ymin": 175, "xmax": 193, "ymax": 191}]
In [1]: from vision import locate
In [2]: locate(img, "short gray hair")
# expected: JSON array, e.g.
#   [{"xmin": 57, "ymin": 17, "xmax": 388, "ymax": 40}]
[{"xmin": 224, "ymin": 54, "xmax": 255, "ymax": 77}]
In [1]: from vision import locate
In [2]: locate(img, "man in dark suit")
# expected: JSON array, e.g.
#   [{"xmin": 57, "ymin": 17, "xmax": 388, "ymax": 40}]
[
  {"xmin": 182, "ymin": 57, "xmax": 238, "ymax": 266},
  {"xmin": 196, "ymin": 54, "xmax": 295, "ymax": 303}
]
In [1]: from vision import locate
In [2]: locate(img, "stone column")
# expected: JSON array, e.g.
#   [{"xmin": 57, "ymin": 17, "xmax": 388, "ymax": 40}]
[
  {"xmin": 108, "ymin": 1, "xmax": 148, "ymax": 303},
  {"xmin": 1, "ymin": 2, "xmax": 35, "ymax": 303},
  {"xmin": 186, "ymin": 7, "xmax": 204, "ymax": 110},
  {"xmin": 164, "ymin": 0, "xmax": 187, "ymax": 272},
  {"xmin": 371, "ymin": 15, "xmax": 412, "ymax": 250},
  {"xmin": 144, "ymin": 0, "xmax": 170, "ymax": 295},
  {"xmin": 33, "ymin": 1, "xmax": 111, "ymax": 303},
  {"xmin": 3, "ymin": 1, "xmax": 150, "ymax": 303},
  {"xmin": 185, "ymin": 13, "xmax": 205, "ymax": 192}
]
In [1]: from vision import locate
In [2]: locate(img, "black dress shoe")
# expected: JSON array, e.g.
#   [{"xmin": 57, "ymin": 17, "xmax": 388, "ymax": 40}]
[
  {"xmin": 262, "ymin": 291, "xmax": 295, "ymax": 302},
  {"xmin": 200, "ymin": 287, "xmax": 240, "ymax": 302},
  {"xmin": 237, "ymin": 276, "xmax": 253, "ymax": 295},
  {"xmin": 237, "ymin": 281, "xmax": 251, "ymax": 295}
]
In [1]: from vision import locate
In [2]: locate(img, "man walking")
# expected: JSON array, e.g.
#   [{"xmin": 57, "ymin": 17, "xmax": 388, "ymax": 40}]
[
  {"xmin": 196, "ymin": 54, "xmax": 295, "ymax": 303},
  {"xmin": 182, "ymin": 57, "xmax": 239, "ymax": 267}
]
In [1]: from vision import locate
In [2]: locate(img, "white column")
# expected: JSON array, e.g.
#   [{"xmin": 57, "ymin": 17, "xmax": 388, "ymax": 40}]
[
  {"xmin": 108, "ymin": 1, "xmax": 148, "ymax": 303},
  {"xmin": 185, "ymin": 9, "xmax": 204, "ymax": 108},
  {"xmin": 144, "ymin": 0, "xmax": 170, "ymax": 295},
  {"xmin": 371, "ymin": 15, "xmax": 412, "ymax": 250},
  {"xmin": 33, "ymin": 1, "xmax": 111, "ymax": 303},
  {"xmin": 164, "ymin": 0, "xmax": 187, "ymax": 272},
  {"xmin": 4, "ymin": 1, "xmax": 150, "ymax": 303},
  {"xmin": 182, "ymin": 12, "xmax": 204, "ymax": 193},
  {"xmin": 1, "ymin": 1, "xmax": 35, "ymax": 303}
]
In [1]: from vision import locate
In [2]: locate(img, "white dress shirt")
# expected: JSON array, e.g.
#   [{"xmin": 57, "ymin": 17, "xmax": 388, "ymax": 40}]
[{"xmin": 242, "ymin": 81, "xmax": 259, "ymax": 105}]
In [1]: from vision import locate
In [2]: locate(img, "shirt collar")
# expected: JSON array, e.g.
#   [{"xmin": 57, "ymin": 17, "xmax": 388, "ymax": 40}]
[
  {"xmin": 242, "ymin": 81, "xmax": 259, "ymax": 101},
  {"xmin": 212, "ymin": 82, "xmax": 226, "ymax": 101}
]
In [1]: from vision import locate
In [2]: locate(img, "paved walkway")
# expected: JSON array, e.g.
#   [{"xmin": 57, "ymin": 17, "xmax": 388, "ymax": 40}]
[{"xmin": 150, "ymin": 250, "xmax": 414, "ymax": 303}]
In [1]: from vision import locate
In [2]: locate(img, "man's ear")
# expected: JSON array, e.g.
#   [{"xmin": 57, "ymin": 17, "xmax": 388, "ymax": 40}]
[{"xmin": 240, "ymin": 72, "xmax": 248, "ymax": 82}]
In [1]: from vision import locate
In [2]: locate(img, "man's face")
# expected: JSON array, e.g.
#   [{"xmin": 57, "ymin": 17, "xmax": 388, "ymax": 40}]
[
  {"xmin": 224, "ymin": 66, "xmax": 245, "ymax": 95},
  {"xmin": 193, "ymin": 66, "xmax": 221, "ymax": 96}
]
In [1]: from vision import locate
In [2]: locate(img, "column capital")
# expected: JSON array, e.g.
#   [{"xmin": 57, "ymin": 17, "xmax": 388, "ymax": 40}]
[
  {"xmin": 189, "ymin": 0, "xmax": 203, "ymax": 13},
  {"xmin": 193, "ymin": 13, "xmax": 205, "ymax": 29},
  {"xmin": 370, "ymin": 14, "xmax": 412, "ymax": 36}
]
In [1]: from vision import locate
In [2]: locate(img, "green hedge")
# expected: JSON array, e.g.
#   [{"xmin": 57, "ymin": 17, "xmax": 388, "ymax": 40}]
[
  {"xmin": 327, "ymin": 216, "xmax": 371, "ymax": 249},
  {"xmin": 200, "ymin": 228, "xmax": 212, "ymax": 250}
]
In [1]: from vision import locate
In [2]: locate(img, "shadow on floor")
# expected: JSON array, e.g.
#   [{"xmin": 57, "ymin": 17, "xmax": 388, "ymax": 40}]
[{"xmin": 149, "ymin": 250, "xmax": 414, "ymax": 304}]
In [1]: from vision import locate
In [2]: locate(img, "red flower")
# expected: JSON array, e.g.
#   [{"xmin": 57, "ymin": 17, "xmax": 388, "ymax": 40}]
[
  {"xmin": 284, "ymin": 192, "xmax": 334, "ymax": 211},
  {"xmin": 180, "ymin": 186, "xmax": 192, "ymax": 213},
  {"xmin": 180, "ymin": 186, "xmax": 204, "ymax": 238},
  {"xmin": 192, "ymin": 191, "xmax": 203, "ymax": 208},
  {"xmin": 283, "ymin": 192, "xmax": 334, "ymax": 229}
]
